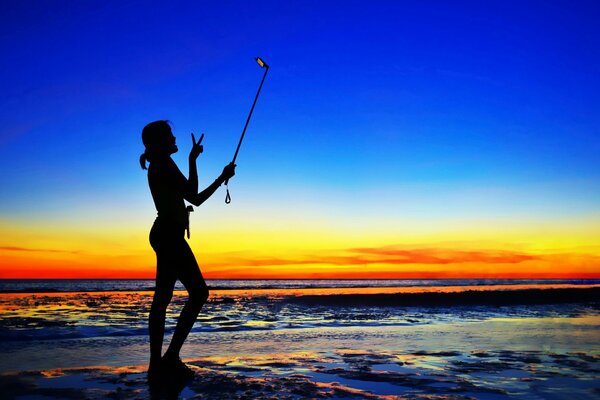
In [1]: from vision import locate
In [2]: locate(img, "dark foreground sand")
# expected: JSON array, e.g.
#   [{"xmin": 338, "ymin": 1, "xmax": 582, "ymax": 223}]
[{"xmin": 1, "ymin": 348, "xmax": 599, "ymax": 399}]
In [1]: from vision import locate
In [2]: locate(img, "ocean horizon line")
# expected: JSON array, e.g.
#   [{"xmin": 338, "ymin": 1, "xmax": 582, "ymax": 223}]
[
  {"xmin": 2, "ymin": 277, "xmax": 600, "ymax": 281},
  {"xmin": 1, "ymin": 278, "xmax": 599, "ymax": 294}
]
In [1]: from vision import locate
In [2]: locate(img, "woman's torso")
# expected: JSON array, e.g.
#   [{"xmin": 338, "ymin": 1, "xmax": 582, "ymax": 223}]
[{"xmin": 148, "ymin": 157, "xmax": 188, "ymax": 229}]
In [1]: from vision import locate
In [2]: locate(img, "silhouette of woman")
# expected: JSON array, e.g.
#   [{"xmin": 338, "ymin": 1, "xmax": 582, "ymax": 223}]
[{"xmin": 140, "ymin": 120, "xmax": 235, "ymax": 380}]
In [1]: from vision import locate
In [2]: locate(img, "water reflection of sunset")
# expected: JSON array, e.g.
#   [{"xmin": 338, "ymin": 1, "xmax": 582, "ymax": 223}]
[{"xmin": 2, "ymin": 282, "xmax": 599, "ymax": 302}]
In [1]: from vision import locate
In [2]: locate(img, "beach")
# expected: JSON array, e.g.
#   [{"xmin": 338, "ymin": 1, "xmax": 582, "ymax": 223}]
[{"xmin": 0, "ymin": 280, "xmax": 599, "ymax": 399}]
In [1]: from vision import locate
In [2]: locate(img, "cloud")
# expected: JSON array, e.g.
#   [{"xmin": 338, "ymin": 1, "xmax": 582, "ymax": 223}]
[
  {"xmin": 0, "ymin": 246, "xmax": 79, "ymax": 254},
  {"xmin": 349, "ymin": 246, "xmax": 538, "ymax": 264},
  {"xmin": 205, "ymin": 245, "xmax": 540, "ymax": 268}
]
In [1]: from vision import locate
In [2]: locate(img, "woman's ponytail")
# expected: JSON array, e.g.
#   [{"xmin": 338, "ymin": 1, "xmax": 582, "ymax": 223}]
[
  {"xmin": 140, "ymin": 120, "xmax": 171, "ymax": 170},
  {"xmin": 139, "ymin": 152, "xmax": 148, "ymax": 170}
]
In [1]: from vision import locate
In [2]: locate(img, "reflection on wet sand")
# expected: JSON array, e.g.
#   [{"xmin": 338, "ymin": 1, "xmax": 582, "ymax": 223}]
[{"xmin": 1, "ymin": 348, "xmax": 599, "ymax": 399}]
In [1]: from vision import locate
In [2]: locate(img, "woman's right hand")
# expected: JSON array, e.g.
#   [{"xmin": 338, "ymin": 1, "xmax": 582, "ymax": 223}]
[
  {"xmin": 220, "ymin": 162, "xmax": 236, "ymax": 182},
  {"xmin": 189, "ymin": 133, "xmax": 204, "ymax": 161}
]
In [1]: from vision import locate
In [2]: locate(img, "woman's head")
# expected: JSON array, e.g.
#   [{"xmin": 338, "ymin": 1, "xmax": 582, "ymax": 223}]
[{"xmin": 140, "ymin": 120, "xmax": 177, "ymax": 169}]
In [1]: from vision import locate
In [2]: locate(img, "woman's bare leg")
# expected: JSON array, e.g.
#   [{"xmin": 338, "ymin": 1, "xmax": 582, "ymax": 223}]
[
  {"xmin": 163, "ymin": 243, "xmax": 209, "ymax": 361},
  {"xmin": 149, "ymin": 257, "xmax": 176, "ymax": 370}
]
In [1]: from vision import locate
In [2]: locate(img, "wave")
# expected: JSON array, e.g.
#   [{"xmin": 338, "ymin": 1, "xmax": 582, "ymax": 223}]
[
  {"xmin": 1, "ymin": 287, "xmax": 598, "ymax": 343},
  {"xmin": 285, "ymin": 287, "xmax": 600, "ymax": 307}
]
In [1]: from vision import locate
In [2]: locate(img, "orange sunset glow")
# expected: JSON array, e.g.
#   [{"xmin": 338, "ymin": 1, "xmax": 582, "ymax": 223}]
[{"xmin": 1, "ymin": 213, "xmax": 599, "ymax": 279}]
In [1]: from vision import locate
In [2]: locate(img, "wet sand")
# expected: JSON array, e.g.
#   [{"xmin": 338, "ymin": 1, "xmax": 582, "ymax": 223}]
[
  {"xmin": 1, "ymin": 345, "xmax": 599, "ymax": 399},
  {"xmin": 0, "ymin": 286, "xmax": 598, "ymax": 398}
]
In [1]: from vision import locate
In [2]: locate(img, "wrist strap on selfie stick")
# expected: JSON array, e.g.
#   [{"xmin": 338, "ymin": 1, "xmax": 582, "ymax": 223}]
[
  {"xmin": 225, "ymin": 57, "xmax": 269, "ymax": 204},
  {"xmin": 225, "ymin": 184, "xmax": 232, "ymax": 204}
]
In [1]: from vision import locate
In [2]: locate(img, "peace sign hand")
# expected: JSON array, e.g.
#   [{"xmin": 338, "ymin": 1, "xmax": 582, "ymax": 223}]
[{"xmin": 189, "ymin": 132, "xmax": 204, "ymax": 161}]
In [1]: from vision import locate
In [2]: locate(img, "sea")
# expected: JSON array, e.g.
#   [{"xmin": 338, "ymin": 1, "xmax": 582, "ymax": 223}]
[
  {"xmin": 1, "ymin": 278, "xmax": 598, "ymax": 293},
  {"xmin": 1, "ymin": 279, "xmax": 598, "ymax": 374}
]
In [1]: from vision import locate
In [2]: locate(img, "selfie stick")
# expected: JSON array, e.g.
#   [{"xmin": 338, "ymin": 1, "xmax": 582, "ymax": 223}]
[{"xmin": 225, "ymin": 57, "xmax": 269, "ymax": 204}]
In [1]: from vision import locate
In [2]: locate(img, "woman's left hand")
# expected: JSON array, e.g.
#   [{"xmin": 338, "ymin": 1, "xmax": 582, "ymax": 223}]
[{"xmin": 189, "ymin": 133, "xmax": 204, "ymax": 160}]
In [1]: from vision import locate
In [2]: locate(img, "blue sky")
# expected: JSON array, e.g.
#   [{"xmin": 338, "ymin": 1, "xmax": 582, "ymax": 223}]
[{"xmin": 1, "ymin": 0, "xmax": 599, "ymax": 224}]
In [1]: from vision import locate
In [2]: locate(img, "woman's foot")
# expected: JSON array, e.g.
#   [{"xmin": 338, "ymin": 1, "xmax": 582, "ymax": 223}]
[
  {"xmin": 147, "ymin": 362, "xmax": 162, "ymax": 382},
  {"xmin": 161, "ymin": 355, "xmax": 195, "ymax": 379}
]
